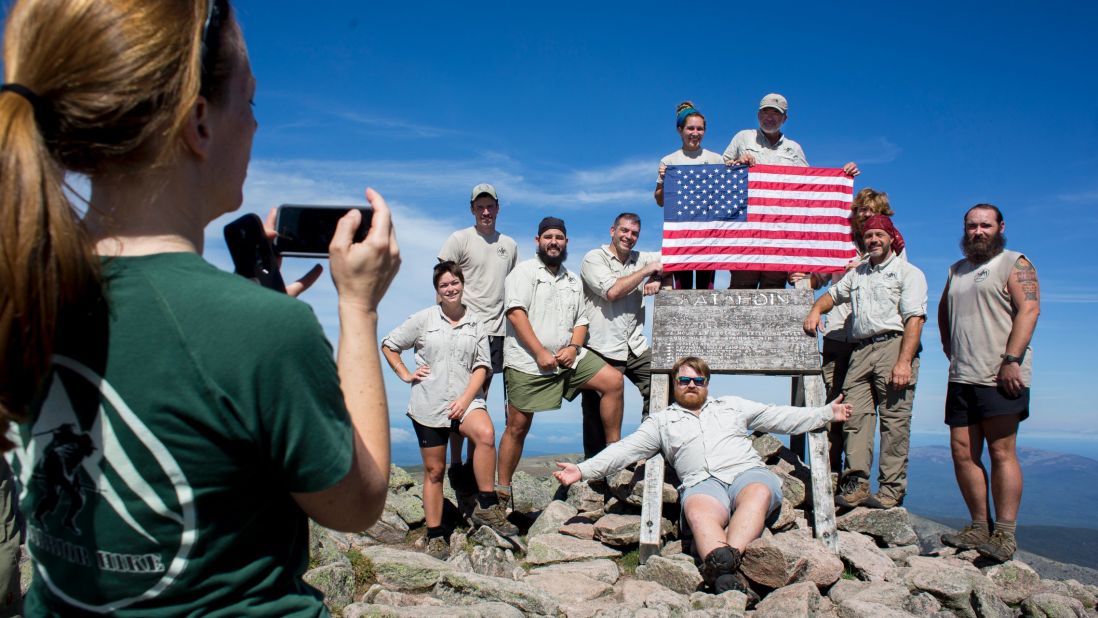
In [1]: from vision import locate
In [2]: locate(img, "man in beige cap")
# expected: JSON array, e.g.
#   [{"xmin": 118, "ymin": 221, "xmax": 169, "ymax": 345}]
[
  {"xmin": 438, "ymin": 183, "xmax": 519, "ymax": 499},
  {"xmin": 723, "ymin": 93, "xmax": 860, "ymax": 289}
]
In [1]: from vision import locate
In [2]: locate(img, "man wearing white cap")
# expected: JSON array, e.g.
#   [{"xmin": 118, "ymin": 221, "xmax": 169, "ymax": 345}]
[
  {"xmin": 723, "ymin": 93, "xmax": 859, "ymax": 289},
  {"xmin": 438, "ymin": 183, "xmax": 519, "ymax": 498}
]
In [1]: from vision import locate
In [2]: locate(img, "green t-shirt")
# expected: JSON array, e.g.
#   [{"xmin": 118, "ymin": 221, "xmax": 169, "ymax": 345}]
[{"xmin": 8, "ymin": 253, "xmax": 353, "ymax": 616}]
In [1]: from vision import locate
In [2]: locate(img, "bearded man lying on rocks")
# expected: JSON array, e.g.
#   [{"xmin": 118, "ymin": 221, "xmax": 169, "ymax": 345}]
[{"xmin": 554, "ymin": 356, "xmax": 851, "ymax": 595}]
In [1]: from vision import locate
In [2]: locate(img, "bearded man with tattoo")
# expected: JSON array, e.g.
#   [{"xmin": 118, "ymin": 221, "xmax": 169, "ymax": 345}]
[{"xmin": 938, "ymin": 204, "xmax": 1041, "ymax": 562}]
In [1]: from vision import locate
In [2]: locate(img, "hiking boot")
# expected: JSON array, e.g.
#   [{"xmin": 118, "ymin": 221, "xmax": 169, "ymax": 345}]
[
  {"xmin": 495, "ymin": 484, "xmax": 514, "ymax": 514},
  {"xmin": 471, "ymin": 502, "xmax": 519, "ymax": 536},
  {"xmin": 700, "ymin": 545, "xmax": 742, "ymax": 588},
  {"xmin": 976, "ymin": 530, "xmax": 1017, "ymax": 562},
  {"xmin": 941, "ymin": 523, "xmax": 990, "ymax": 550},
  {"xmin": 424, "ymin": 536, "xmax": 449, "ymax": 560},
  {"xmin": 834, "ymin": 474, "xmax": 871, "ymax": 508},
  {"xmin": 713, "ymin": 571, "xmax": 759, "ymax": 604},
  {"xmin": 862, "ymin": 493, "xmax": 904, "ymax": 510}
]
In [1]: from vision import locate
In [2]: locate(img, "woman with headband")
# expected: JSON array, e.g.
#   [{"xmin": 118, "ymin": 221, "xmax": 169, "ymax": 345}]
[
  {"xmin": 654, "ymin": 101, "xmax": 726, "ymax": 289},
  {"xmin": 0, "ymin": 1, "xmax": 399, "ymax": 614}
]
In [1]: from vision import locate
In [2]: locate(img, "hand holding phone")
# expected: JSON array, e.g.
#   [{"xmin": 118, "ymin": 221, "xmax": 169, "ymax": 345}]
[
  {"xmin": 328, "ymin": 188, "xmax": 401, "ymax": 312},
  {"xmin": 274, "ymin": 205, "xmax": 374, "ymax": 257}
]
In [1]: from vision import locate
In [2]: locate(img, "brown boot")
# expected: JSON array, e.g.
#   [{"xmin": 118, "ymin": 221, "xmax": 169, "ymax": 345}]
[
  {"xmin": 976, "ymin": 530, "xmax": 1017, "ymax": 562},
  {"xmin": 471, "ymin": 502, "xmax": 519, "ymax": 536},
  {"xmin": 834, "ymin": 474, "xmax": 871, "ymax": 508},
  {"xmin": 862, "ymin": 493, "xmax": 903, "ymax": 510},
  {"xmin": 941, "ymin": 522, "xmax": 990, "ymax": 550}
]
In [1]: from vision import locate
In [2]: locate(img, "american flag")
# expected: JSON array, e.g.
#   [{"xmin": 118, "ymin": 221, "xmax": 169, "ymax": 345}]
[{"xmin": 662, "ymin": 164, "xmax": 857, "ymax": 273}]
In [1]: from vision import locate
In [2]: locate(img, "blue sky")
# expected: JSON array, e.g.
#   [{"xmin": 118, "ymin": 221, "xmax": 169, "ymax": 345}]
[{"xmin": 200, "ymin": 1, "xmax": 1098, "ymax": 454}]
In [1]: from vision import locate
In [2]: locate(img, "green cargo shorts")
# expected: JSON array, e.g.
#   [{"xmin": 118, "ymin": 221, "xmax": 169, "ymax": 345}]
[{"xmin": 505, "ymin": 352, "xmax": 606, "ymax": 413}]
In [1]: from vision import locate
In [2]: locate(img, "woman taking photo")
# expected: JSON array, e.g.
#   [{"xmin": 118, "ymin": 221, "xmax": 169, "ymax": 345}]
[
  {"xmin": 0, "ymin": 1, "xmax": 399, "ymax": 615},
  {"xmin": 654, "ymin": 101, "xmax": 725, "ymax": 289},
  {"xmin": 382, "ymin": 262, "xmax": 517, "ymax": 558}
]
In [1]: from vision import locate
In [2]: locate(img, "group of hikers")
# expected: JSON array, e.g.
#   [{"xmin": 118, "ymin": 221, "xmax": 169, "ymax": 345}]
[{"xmin": 0, "ymin": 0, "xmax": 1039, "ymax": 614}]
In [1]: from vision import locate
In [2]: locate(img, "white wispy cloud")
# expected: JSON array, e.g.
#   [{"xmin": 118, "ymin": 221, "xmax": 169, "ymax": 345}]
[
  {"xmin": 330, "ymin": 111, "xmax": 461, "ymax": 139},
  {"xmin": 1041, "ymin": 292, "xmax": 1098, "ymax": 304},
  {"xmin": 1056, "ymin": 190, "xmax": 1098, "ymax": 204},
  {"xmin": 813, "ymin": 136, "xmax": 902, "ymax": 166}
]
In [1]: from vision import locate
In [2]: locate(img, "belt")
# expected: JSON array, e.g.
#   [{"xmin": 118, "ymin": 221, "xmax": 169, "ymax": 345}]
[{"xmin": 853, "ymin": 331, "xmax": 901, "ymax": 349}]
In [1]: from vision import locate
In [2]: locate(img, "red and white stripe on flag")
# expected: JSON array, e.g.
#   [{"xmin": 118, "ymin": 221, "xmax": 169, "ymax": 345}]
[{"xmin": 662, "ymin": 164, "xmax": 857, "ymax": 273}]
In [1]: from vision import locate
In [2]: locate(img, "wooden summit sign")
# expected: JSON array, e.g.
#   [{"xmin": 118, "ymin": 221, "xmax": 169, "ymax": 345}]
[
  {"xmin": 638, "ymin": 284, "xmax": 838, "ymax": 562},
  {"xmin": 651, "ymin": 289, "xmax": 820, "ymax": 374}
]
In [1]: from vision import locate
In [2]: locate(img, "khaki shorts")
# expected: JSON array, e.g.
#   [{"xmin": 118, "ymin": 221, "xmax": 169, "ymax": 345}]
[{"xmin": 505, "ymin": 352, "xmax": 606, "ymax": 413}]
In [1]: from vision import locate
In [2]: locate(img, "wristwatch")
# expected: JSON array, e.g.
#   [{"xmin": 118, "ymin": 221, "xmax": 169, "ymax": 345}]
[
  {"xmin": 1000, "ymin": 353, "xmax": 1024, "ymax": 365},
  {"xmin": 568, "ymin": 344, "xmax": 582, "ymax": 353}
]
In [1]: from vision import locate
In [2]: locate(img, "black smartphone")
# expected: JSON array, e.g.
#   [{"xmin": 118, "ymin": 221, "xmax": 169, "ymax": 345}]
[
  {"xmin": 273, "ymin": 205, "xmax": 373, "ymax": 257},
  {"xmin": 223, "ymin": 213, "xmax": 287, "ymax": 293}
]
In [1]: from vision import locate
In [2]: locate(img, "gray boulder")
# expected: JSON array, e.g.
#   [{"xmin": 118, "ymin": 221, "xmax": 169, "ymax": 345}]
[
  {"xmin": 634, "ymin": 555, "xmax": 704, "ymax": 595},
  {"xmin": 742, "ymin": 530, "xmax": 843, "ymax": 588},
  {"xmin": 434, "ymin": 570, "xmax": 560, "ymax": 616},
  {"xmin": 752, "ymin": 432, "xmax": 784, "ymax": 459},
  {"xmin": 389, "ymin": 464, "xmax": 416, "ymax": 490},
  {"xmin": 754, "ymin": 581, "xmax": 822, "ymax": 617},
  {"xmin": 524, "ymin": 571, "xmax": 613, "ymax": 602},
  {"xmin": 302, "ymin": 562, "xmax": 354, "ymax": 610},
  {"xmin": 594, "ymin": 513, "xmax": 642, "ymax": 546},
  {"xmin": 566, "ymin": 480, "xmax": 608, "ymax": 514},
  {"xmin": 467, "ymin": 545, "xmax": 520, "ymax": 580},
  {"xmin": 529, "ymin": 558, "xmax": 621, "ymax": 585},
  {"xmin": 1021, "ymin": 592, "xmax": 1088, "ymax": 617},
  {"xmin": 344, "ymin": 602, "xmax": 524, "ymax": 617},
  {"xmin": 984, "ymin": 559, "xmax": 1042, "ymax": 604},
  {"xmin": 362, "ymin": 546, "xmax": 456, "ymax": 592},
  {"xmin": 386, "ymin": 491, "xmax": 426, "ymax": 527},
  {"xmin": 511, "ymin": 471, "xmax": 555, "ymax": 513},
  {"xmin": 837, "ymin": 530, "xmax": 896, "ymax": 582},
  {"xmin": 836, "ymin": 507, "xmax": 918, "ymax": 547},
  {"xmin": 364, "ymin": 509, "xmax": 411, "ymax": 545},
  {"xmin": 524, "ymin": 533, "xmax": 621, "ymax": 565},
  {"xmin": 527, "ymin": 500, "xmax": 578, "ymax": 538}
]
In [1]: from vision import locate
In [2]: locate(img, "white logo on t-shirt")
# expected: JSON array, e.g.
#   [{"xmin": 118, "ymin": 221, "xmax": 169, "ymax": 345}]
[{"xmin": 8, "ymin": 356, "xmax": 195, "ymax": 613}]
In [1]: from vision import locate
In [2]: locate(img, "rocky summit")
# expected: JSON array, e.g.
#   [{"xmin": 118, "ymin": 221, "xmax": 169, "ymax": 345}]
[{"xmin": 303, "ymin": 436, "xmax": 1098, "ymax": 617}]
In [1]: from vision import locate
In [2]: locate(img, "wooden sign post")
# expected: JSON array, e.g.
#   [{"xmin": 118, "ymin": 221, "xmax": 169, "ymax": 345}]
[{"xmin": 637, "ymin": 284, "xmax": 837, "ymax": 563}]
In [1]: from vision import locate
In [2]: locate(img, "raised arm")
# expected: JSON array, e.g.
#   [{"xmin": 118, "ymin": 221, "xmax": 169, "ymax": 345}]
[{"xmin": 293, "ymin": 188, "xmax": 400, "ymax": 532}]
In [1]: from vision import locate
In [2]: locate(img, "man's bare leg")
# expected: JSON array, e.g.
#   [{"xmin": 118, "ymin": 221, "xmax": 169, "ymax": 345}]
[
  {"xmin": 984, "ymin": 414, "xmax": 1022, "ymax": 522},
  {"xmin": 582, "ymin": 365, "xmax": 624, "ymax": 444},
  {"xmin": 949, "ymin": 424, "xmax": 991, "ymax": 522},
  {"xmin": 683, "ymin": 494, "xmax": 731, "ymax": 559},
  {"xmin": 726, "ymin": 483, "xmax": 772, "ymax": 551},
  {"xmin": 496, "ymin": 404, "xmax": 533, "ymax": 488}
]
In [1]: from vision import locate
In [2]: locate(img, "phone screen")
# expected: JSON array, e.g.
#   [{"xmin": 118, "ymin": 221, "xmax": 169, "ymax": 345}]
[{"xmin": 274, "ymin": 205, "xmax": 373, "ymax": 257}]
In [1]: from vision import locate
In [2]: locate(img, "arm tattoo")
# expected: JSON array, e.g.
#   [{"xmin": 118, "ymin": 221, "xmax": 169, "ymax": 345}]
[{"xmin": 1013, "ymin": 258, "xmax": 1039, "ymax": 301}]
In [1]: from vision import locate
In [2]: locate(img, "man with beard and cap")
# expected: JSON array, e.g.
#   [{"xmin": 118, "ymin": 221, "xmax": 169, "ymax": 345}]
[
  {"xmin": 937, "ymin": 204, "xmax": 1039, "ymax": 563},
  {"xmin": 579, "ymin": 213, "xmax": 663, "ymax": 458},
  {"xmin": 804, "ymin": 214, "xmax": 927, "ymax": 510},
  {"xmin": 723, "ymin": 93, "xmax": 860, "ymax": 290},
  {"xmin": 438, "ymin": 183, "xmax": 519, "ymax": 503},
  {"xmin": 497, "ymin": 217, "xmax": 625, "ymax": 507},
  {"xmin": 554, "ymin": 356, "xmax": 852, "ymax": 596}
]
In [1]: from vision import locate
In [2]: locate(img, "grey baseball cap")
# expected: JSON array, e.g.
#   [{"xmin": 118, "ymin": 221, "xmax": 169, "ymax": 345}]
[
  {"xmin": 758, "ymin": 93, "xmax": 788, "ymax": 114},
  {"xmin": 470, "ymin": 183, "xmax": 499, "ymax": 202}
]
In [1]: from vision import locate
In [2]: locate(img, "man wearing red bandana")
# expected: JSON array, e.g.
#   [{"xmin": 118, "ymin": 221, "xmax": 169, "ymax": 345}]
[{"xmin": 803, "ymin": 215, "xmax": 928, "ymax": 509}]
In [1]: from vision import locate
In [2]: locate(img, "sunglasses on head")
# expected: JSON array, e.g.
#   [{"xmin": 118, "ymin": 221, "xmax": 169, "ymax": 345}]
[
  {"xmin": 676, "ymin": 376, "xmax": 707, "ymax": 386},
  {"xmin": 200, "ymin": 0, "xmax": 224, "ymax": 95}
]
